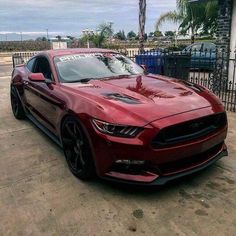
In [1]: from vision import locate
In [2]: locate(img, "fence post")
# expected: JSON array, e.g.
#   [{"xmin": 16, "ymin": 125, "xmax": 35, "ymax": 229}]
[{"xmin": 12, "ymin": 54, "xmax": 15, "ymax": 68}]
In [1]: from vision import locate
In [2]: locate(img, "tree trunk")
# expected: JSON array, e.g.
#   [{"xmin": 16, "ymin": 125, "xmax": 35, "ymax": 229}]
[
  {"xmin": 139, "ymin": 0, "xmax": 146, "ymax": 53},
  {"xmin": 190, "ymin": 27, "xmax": 195, "ymax": 44},
  {"xmin": 191, "ymin": 35, "xmax": 195, "ymax": 44}
]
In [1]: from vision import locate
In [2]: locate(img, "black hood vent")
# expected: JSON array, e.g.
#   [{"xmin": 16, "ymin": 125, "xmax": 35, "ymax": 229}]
[{"xmin": 102, "ymin": 93, "xmax": 141, "ymax": 104}]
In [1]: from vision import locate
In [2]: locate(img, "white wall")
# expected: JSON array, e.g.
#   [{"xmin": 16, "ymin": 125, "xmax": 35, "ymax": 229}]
[
  {"xmin": 228, "ymin": 0, "xmax": 236, "ymax": 83},
  {"xmin": 51, "ymin": 42, "xmax": 67, "ymax": 50}
]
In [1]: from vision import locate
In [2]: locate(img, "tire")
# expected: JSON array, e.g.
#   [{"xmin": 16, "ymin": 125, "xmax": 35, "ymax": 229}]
[
  {"xmin": 10, "ymin": 85, "xmax": 25, "ymax": 120},
  {"xmin": 61, "ymin": 116, "xmax": 96, "ymax": 180}
]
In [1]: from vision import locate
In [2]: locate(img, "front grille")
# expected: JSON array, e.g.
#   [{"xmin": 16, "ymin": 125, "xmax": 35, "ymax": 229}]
[
  {"xmin": 158, "ymin": 143, "xmax": 223, "ymax": 176},
  {"xmin": 151, "ymin": 112, "xmax": 227, "ymax": 148}
]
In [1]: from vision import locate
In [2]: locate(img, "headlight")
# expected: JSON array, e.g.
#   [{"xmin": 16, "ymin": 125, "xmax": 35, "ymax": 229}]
[{"xmin": 92, "ymin": 119, "xmax": 142, "ymax": 138}]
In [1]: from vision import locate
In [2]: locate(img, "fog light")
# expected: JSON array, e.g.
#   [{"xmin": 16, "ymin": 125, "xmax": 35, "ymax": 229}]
[{"xmin": 115, "ymin": 160, "xmax": 145, "ymax": 165}]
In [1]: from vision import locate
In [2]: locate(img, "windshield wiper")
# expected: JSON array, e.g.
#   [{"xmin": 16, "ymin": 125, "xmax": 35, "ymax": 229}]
[
  {"xmin": 109, "ymin": 74, "xmax": 132, "ymax": 79},
  {"xmin": 67, "ymin": 78, "xmax": 92, "ymax": 83},
  {"xmin": 67, "ymin": 74, "xmax": 133, "ymax": 83}
]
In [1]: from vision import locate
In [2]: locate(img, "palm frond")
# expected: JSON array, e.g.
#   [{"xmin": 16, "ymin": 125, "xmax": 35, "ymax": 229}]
[
  {"xmin": 176, "ymin": 0, "xmax": 188, "ymax": 16},
  {"xmin": 97, "ymin": 23, "xmax": 114, "ymax": 38},
  {"xmin": 155, "ymin": 0, "xmax": 218, "ymax": 37},
  {"xmin": 205, "ymin": 1, "xmax": 218, "ymax": 18},
  {"xmin": 155, "ymin": 11, "xmax": 181, "ymax": 30}
]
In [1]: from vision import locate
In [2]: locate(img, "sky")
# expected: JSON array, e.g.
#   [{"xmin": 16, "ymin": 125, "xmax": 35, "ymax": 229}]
[{"xmin": 0, "ymin": 0, "xmax": 177, "ymax": 41}]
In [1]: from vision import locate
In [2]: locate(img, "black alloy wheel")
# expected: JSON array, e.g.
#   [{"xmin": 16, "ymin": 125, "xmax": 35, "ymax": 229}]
[
  {"xmin": 10, "ymin": 85, "xmax": 25, "ymax": 119},
  {"xmin": 61, "ymin": 117, "xmax": 95, "ymax": 180}
]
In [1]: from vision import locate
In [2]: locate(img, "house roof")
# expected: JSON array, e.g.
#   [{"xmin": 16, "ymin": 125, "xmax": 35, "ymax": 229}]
[{"xmin": 189, "ymin": 0, "xmax": 209, "ymax": 2}]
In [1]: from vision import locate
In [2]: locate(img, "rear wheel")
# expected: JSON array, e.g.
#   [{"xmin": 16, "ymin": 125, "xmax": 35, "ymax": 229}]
[
  {"xmin": 61, "ymin": 117, "xmax": 95, "ymax": 180},
  {"xmin": 10, "ymin": 85, "xmax": 25, "ymax": 119}
]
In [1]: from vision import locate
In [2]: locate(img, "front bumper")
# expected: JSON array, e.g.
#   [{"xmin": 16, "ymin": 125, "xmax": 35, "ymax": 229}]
[
  {"xmin": 89, "ymin": 123, "xmax": 227, "ymax": 184},
  {"xmin": 83, "ymin": 109, "xmax": 228, "ymax": 185},
  {"xmin": 102, "ymin": 146, "xmax": 228, "ymax": 185}
]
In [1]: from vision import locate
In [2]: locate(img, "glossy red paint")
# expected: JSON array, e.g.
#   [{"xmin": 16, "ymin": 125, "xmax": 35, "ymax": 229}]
[{"xmin": 11, "ymin": 48, "xmax": 228, "ymax": 185}]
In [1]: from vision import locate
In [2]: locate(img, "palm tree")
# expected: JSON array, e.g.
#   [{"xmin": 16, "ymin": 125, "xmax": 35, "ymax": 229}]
[
  {"xmin": 80, "ymin": 23, "xmax": 114, "ymax": 48},
  {"xmin": 93, "ymin": 23, "xmax": 114, "ymax": 47},
  {"xmin": 156, "ymin": 0, "xmax": 218, "ymax": 44},
  {"xmin": 91, "ymin": 34, "xmax": 105, "ymax": 48},
  {"xmin": 97, "ymin": 23, "xmax": 114, "ymax": 38},
  {"xmin": 202, "ymin": 1, "xmax": 218, "ymax": 35}
]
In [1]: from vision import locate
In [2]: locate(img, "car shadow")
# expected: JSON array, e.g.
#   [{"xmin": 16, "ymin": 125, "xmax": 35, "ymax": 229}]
[
  {"xmin": 26, "ymin": 118, "xmax": 224, "ymax": 197},
  {"xmin": 83, "ymin": 164, "xmax": 221, "ymax": 198}
]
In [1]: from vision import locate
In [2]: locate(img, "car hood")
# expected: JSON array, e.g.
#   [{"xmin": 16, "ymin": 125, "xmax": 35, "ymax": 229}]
[{"xmin": 62, "ymin": 74, "xmax": 218, "ymax": 125}]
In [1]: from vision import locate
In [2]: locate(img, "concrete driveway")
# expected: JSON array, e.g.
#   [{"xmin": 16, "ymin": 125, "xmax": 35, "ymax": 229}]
[{"xmin": 0, "ymin": 66, "xmax": 236, "ymax": 236}]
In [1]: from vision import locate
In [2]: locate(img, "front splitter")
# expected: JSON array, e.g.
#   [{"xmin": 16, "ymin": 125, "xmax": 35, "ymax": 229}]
[{"xmin": 101, "ymin": 149, "xmax": 228, "ymax": 186}]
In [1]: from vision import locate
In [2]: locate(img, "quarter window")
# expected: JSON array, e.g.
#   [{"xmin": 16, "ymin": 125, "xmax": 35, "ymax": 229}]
[
  {"xmin": 203, "ymin": 43, "xmax": 216, "ymax": 52},
  {"xmin": 26, "ymin": 58, "xmax": 36, "ymax": 72}
]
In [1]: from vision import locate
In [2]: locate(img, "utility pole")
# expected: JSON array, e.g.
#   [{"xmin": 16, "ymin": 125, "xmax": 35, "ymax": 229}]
[
  {"xmin": 46, "ymin": 29, "xmax": 49, "ymax": 40},
  {"xmin": 20, "ymin": 32, "xmax": 23, "ymax": 42},
  {"xmin": 139, "ymin": 0, "xmax": 146, "ymax": 53},
  {"xmin": 108, "ymin": 21, "xmax": 113, "ymax": 29},
  {"xmin": 108, "ymin": 21, "xmax": 114, "ymax": 45}
]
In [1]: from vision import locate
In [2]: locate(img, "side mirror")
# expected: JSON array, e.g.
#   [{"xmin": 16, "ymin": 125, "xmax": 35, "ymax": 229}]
[
  {"xmin": 140, "ymin": 64, "xmax": 147, "ymax": 73},
  {"xmin": 29, "ymin": 73, "xmax": 45, "ymax": 82}
]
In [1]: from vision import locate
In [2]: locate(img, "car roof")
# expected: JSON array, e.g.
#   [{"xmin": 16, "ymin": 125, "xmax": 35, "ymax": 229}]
[
  {"xmin": 44, "ymin": 48, "xmax": 117, "ymax": 58},
  {"xmin": 203, "ymin": 42, "xmax": 216, "ymax": 46}
]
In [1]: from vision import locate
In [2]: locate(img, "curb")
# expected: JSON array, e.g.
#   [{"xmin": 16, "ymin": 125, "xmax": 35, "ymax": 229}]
[
  {"xmin": 0, "ymin": 64, "xmax": 12, "ymax": 66},
  {"xmin": 0, "ymin": 76, "xmax": 10, "ymax": 79}
]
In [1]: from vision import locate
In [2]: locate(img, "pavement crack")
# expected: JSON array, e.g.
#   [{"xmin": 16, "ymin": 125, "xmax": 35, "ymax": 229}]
[{"xmin": 0, "ymin": 127, "xmax": 32, "ymax": 136}]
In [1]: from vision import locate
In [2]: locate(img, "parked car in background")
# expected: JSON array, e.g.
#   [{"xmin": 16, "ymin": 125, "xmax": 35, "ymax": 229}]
[
  {"xmin": 182, "ymin": 42, "xmax": 216, "ymax": 71},
  {"xmin": 10, "ymin": 48, "xmax": 228, "ymax": 185}
]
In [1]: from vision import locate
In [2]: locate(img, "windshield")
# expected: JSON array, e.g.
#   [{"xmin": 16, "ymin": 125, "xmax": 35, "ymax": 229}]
[{"xmin": 54, "ymin": 53, "xmax": 144, "ymax": 83}]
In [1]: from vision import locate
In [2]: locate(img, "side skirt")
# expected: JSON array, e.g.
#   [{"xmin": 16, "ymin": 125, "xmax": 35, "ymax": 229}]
[{"xmin": 26, "ymin": 113, "xmax": 63, "ymax": 148}]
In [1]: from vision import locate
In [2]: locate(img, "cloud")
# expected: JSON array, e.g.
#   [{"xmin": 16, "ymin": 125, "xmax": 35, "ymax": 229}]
[
  {"xmin": 0, "ymin": 31, "xmax": 62, "ymax": 35},
  {"xmin": 0, "ymin": 0, "xmax": 177, "ymax": 39}
]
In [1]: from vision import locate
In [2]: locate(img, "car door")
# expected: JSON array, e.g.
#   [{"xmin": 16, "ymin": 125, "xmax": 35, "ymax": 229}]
[{"xmin": 24, "ymin": 56, "xmax": 61, "ymax": 133}]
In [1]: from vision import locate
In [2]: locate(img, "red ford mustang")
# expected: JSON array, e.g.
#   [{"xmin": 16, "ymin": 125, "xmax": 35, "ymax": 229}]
[{"xmin": 10, "ymin": 48, "xmax": 228, "ymax": 185}]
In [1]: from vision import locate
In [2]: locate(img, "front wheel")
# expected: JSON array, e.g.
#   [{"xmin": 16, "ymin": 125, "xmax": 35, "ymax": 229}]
[
  {"xmin": 61, "ymin": 117, "xmax": 96, "ymax": 180},
  {"xmin": 10, "ymin": 85, "xmax": 25, "ymax": 120}
]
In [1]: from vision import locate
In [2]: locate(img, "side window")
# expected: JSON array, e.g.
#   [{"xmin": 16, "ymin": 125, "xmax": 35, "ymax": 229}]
[
  {"xmin": 34, "ymin": 57, "xmax": 53, "ymax": 80},
  {"xmin": 184, "ymin": 45, "xmax": 192, "ymax": 52},
  {"xmin": 191, "ymin": 43, "xmax": 202, "ymax": 51},
  {"xmin": 203, "ymin": 43, "xmax": 216, "ymax": 52},
  {"xmin": 26, "ymin": 58, "xmax": 36, "ymax": 72}
]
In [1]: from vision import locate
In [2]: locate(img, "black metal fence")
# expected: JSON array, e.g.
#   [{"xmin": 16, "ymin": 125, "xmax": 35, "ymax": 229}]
[
  {"xmin": 12, "ymin": 48, "xmax": 236, "ymax": 112},
  {"xmin": 118, "ymin": 48, "xmax": 218, "ymax": 79}
]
